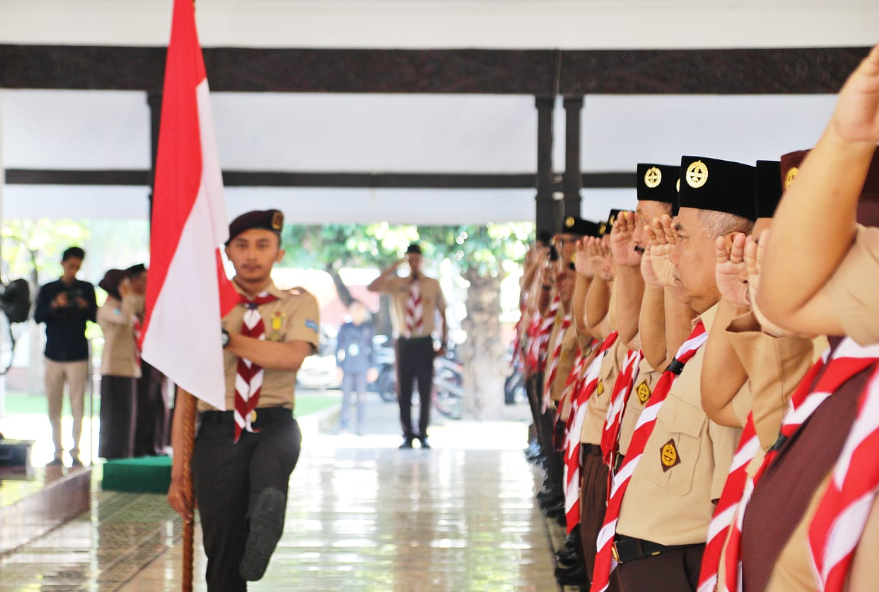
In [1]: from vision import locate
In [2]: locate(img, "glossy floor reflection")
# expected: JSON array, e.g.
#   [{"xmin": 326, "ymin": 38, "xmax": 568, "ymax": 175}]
[{"xmin": 0, "ymin": 405, "xmax": 562, "ymax": 591}]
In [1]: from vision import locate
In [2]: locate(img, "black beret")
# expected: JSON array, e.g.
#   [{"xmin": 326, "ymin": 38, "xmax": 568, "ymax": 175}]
[
  {"xmin": 227, "ymin": 209, "xmax": 284, "ymax": 244},
  {"xmin": 637, "ymin": 164, "xmax": 679, "ymax": 205},
  {"xmin": 536, "ymin": 231, "xmax": 553, "ymax": 245},
  {"xmin": 754, "ymin": 160, "xmax": 782, "ymax": 219},
  {"xmin": 406, "ymin": 244, "xmax": 423, "ymax": 255},
  {"xmin": 678, "ymin": 156, "xmax": 757, "ymax": 221},
  {"xmin": 561, "ymin": 215, "xmax": 602, "ymax": 237},
  {"xmin": 126, "ymin": 263, "xmax": 147, "ymax": 276}
]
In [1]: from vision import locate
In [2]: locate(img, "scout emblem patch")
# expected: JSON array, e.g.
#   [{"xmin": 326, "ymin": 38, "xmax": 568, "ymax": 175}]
[
  {"xmin": 270, "ymin": 311, "xmax": 284, "ymax": 341},
  {"xmin": 785, "ymin": 166, "xmax": 799, "ymax": 189},
  {"xmin": 636, "ymin": 380, "xmax": 651, "ymax": 404},
  {"xmin": 686, "ymin": 160, "xmax": 708, "ymax": 189},
  {"xmin": 597, "ymin": 380, "xmax": 605, "ymax": 396},
  {"xmin": 644, "ymin": 166, "xmax": 662, "ymax": 188},
  {"xmin": 660, "ymin": 439, "xmax": 681, "ymax": 472}
]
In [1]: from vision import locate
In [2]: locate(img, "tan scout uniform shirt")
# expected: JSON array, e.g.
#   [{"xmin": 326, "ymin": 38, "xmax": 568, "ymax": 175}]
[
  {"xmin": 374, "ymin": 275, "xmax": 446, "ymax": 339},
  {"xmin": 551, "ymin": 324, "xmax": 581, "ymax": 403},
  {"xmin": 726, "ymin": 311, "xmax": 828, "ymax": 450},
  {"xmin": 98, "ymin": 295, "xmax": 142, "ymax": 379},
  {"xmin": 580, "ymin": 338, "xmax": 625, "ymax": 445},
  {"xmin": 618, "ymin": 355, "xmax": 662, "ymax": 457},
  {"xmin": 198, "ymin": 281, "xmax": 320, "ymax": 412},
  {"xmin": 616, "ymin": 303, "xmax": 742, "ymax": 546},
  {"xmin": 825, "ymin": 224, "xmax": 879, "ymax": 346}
]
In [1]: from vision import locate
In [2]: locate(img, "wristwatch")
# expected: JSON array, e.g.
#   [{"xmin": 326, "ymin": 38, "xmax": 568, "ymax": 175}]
[{"xmin": 221, "ymin": 329, "xmax": 230, "ymax": 348}]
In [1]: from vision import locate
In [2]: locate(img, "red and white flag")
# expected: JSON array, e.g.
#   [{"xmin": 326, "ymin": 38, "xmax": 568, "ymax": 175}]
[{"xmin": 140, "ymin": 0, "xmax": 239, "ymax": 409}]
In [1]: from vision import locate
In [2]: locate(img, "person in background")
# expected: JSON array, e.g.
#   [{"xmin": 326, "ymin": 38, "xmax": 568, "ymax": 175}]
[
  {"xmin": 97, "ymin": 269, "xmax": 141, "ymax": 460},
  {"xmin": 368, "ymin": 244, "xmax": 448, "ymax": 450},
  {"xmin": 335, "ymin": 300, "xmax": 378, "ymax": 435},
  {"xmin": 34, "ymin": 246, "xmax": 98, "ymax": 468},
  {"xmin": 127, "ymin": 263, "xmax": 169, "ymax": 456}
]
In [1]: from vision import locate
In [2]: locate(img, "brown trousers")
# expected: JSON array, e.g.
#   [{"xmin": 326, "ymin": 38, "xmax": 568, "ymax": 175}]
[
  {"xmin": 579, "ymin": 446, "xmax": 619, "ymax": 591},
  {"xmin": 616, "ymin": 543, "xmax": 704, "ymax": 592}
]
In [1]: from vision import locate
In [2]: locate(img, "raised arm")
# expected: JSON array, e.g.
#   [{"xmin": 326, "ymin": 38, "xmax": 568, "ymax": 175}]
[
  {"xmin": 759, "ymin": 43, "xmax": 879, "ymax": 333},
  {"xmin": 611, "ymin": 212, "xmax": 646, "ymax": 347},
  {"xmin": 367, "ymin": 259, "xmax": 403, "ymax": 293}
]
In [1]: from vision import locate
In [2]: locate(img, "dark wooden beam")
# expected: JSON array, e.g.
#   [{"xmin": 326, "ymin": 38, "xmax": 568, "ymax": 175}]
[
  {"xmin": 3, "ymin": 168, "xmax": 635, "ymax": 189},
  {"xmin": 534, "ymin": 96, "xmax": 559, "ymax": 235},
  {"xmin": 559, "ymin": 47, "xmax": 869, "ymax": 95},
  {"xmin": 0, "ymin": 45, "xmax": 868, "ymax": 95},
  {"xmin": 563, "ymin": 96, "xmax": 583, "ymax": 218}
]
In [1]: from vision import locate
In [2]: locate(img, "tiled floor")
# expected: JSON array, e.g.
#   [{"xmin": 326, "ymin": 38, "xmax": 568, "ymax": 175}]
[{"xmin": 0, "ymin": 399, "xmax": 566, "ymax": 591}]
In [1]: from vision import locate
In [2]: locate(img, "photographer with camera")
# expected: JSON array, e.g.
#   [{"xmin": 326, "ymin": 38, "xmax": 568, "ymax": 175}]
[{"xmin": 34, "ymin": 246, "xmax": 98, "ymax": 467}]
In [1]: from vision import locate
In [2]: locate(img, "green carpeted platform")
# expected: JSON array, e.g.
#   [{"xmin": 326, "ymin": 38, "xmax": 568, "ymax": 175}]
[{"xmin": 102, "ymin": 456, "xmax": 172, "ymax": 494}]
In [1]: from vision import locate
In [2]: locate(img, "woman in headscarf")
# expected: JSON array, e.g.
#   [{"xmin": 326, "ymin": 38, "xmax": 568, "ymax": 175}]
[{"xmin": 97, "ymin": 268, "xmax": 141, "ymax": 459}]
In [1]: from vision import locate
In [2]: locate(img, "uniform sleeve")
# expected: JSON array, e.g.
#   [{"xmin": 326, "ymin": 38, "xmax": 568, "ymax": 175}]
[
  {"xmin": 727, "ymin": 311, "xmax": 816, "ymax": 450},
  {"xmin": 709, "ymin": 420, "xmax": 742, "ymax": 502},
  {"xmin": 285, "ymin": 294, "xmax": 321, "ymax": 352},
  {"xmin": 824, "ymin": 225, "xmax": 879, "ymax": 346},
  {"xmin": 97, "ymin": 297, "xmax": 136, "ymax": 326},
  {"xmin": 335, "ymin": 324, "xmax": 346, "ymax": 366},
  {"xmin": 84, "ymin": 282, "xmax": 98, "ymax": 323},
  {"xmin": 33, "ymin": 284, "xmax": 56, "ymax": 324}
]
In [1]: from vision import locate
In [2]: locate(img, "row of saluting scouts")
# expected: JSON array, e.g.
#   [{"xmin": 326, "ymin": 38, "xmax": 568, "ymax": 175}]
[{"xmin": 514, "ymin": 43, "xmax": 879, "ymax": 592}]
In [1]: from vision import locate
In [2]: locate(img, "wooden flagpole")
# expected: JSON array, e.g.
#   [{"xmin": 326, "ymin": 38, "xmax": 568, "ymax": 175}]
[{"xmin": 178, "ymin": 388, "xmax": 197, "ymax": 592}]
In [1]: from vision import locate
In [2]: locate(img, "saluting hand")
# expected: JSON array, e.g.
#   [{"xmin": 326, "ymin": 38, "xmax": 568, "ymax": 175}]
[
  {"xmin": 596, "ymin": 235, "xmax": 615, "ymax": 282},
  {"xmin": 640, "ymin": 245, "xmax": 663, "ymax": 287},
  {"xmin": 610, "ymin": 211, "xmax": 642, "ymax": 267},
  {"xmin": 647, "ymin": 215, "xmax": 677, "ymax": 287},
  {"xmin": 574, "ymin": 237, "xmax": 596, "ymax": 278},
  {"xmin": 831, "ymin": 43, "xmax": 879, "ymax": 146},
  {"xmin": 746, "ymin": 230, "xmax": 789, "ymax": 337},
  {"xmin": 715, "ymin": 233, "xmax": 750, "ymax": 309}
]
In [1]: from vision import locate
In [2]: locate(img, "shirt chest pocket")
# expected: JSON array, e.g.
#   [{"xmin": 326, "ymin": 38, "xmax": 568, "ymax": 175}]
[{"xmin": 644, "ymin": 396, "xmax": 706, "ymax": 496}]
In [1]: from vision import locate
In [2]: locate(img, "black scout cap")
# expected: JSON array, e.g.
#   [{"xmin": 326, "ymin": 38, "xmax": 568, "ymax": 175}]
[
  {"xmin": 637, "ymin": 164, "xmax": 679, "ymax": 205},
  {"xmin": 227, "ymin": 209, "xmax": 284, "ymax": 244},
  {"xmin": 562, "ymin": 216, "xmax": 602, "ymax": 238},
  {"xmin": 126, "ymin": 263, "xmax": 147, "ymax": 276},
  {"xmin": 754, "ymin": 160, "xmax": 782, "ymax": 219},
  {"xmin": 678, "ymin": 156, "xmax": 757, "ymax": 221},
  {"xmin": 599, "ymin": 209, "xmax": 626, "ymax": 236}
]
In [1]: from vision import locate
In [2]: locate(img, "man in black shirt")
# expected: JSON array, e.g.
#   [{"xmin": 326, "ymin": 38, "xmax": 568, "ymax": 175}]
[{"xmin": 34, "ymin": 246, "xmax": 98, "ymax": 467}]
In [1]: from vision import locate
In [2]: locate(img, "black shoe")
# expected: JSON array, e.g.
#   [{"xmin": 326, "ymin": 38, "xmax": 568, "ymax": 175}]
[
  {"xmin": 70, "ymin": 457, "xmax": 84, "ymax": 468},
  {"xmin": 554, "ymin": 562, "xmax": 587, "ymax": 586},
  {"xmin": 46, "ymin": 458, "xmax": 63, "ymax": 467},
  {"xmin": 538, "ymin": 493, "xmax": 564, "ymax": 510},
  {"xmin": 556, "ymin": 548, "xmax": 580, "ymax": 565},
  {"xmin": 542, "ymin": 501, "xmax": 565, "ymax": 518},
  {"xmin": 536, "ymin": 487, "xmax": 562, "ymax": 502},
  {"xmin": 399, "ymin": 438, "xmax": 414, "ymax": 449},
  {"xmin": 417, "ymin": 436, "xmax": 431, "ymax": 449},
  {"xmin": 239, "ymin": 488, "xmax": 286, "ymax": 581}
]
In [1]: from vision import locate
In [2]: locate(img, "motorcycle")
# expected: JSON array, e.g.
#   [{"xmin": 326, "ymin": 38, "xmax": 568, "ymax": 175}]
[{"xmin": 369, "ymin": 335, "xmax": 398, "ymax": 403}]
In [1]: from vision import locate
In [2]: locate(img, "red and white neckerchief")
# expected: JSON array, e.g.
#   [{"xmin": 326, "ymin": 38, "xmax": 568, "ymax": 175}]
[
  {"xmin": 555, "ymin": 351, "xmax": 587, "ymax": 450},
  {"xmin": 542, "ymin": 312, "xmax": 572, "ymax": 412},
  {"xmin": 511, "ymin": 298, "xmax": 527, "ymax": 369},
  {"xmin": 529, "ymin": 293, "xmax": 561, "ymax": 371},
  {"xmin": 563, "ymin": 332, "xmax": 619, "ymax": 532},
  {"xmin": 404, "ymin": 279, "xmax": 423, "ymax": 337},
  {"xmin": 697, "ymin": 414, "xmax": 760, "ymax": 592},
  {"xmin": 591, "ymin": 321, "xmax": 708, "ymax": 592},
  {"xmin": 722, "ymin": 339, "xmax": 879, "ymax": 592},
  {"xmin": 808, "ymin": 359, "xmax": 879, "ymax": 592},
  {"xmin": 233, "ymin": 291, "xmax": 279, "ymax": 442},
  {"xmin": 601, "ymin": 348, "xmax": 644, "ymax": 472}
]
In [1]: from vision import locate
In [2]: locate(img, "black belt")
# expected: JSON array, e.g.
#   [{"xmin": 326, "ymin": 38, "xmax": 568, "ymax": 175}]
[
  {"xmin": 199, "ymin": 407, "xmax": 292, "ymax": 426},
  {"xmin": 397, "ymin": 335, "xmax": 432, "ymax": 343},
  {"xmin": 612, "ymin": 536, "xmax": 702, "ymax": 564},
  {"xmin": 581, "ymin": 443, "xmax": 602, "ymax": 456}
]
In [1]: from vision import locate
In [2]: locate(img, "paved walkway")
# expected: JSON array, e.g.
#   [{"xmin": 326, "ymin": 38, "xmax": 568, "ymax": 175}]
[{"xmin": 0, "ymin": 393, "xmax": 567, "ymax": 591}]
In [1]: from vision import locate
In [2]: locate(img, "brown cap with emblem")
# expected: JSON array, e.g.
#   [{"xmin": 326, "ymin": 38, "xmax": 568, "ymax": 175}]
[
  {"xmin": 227, "ymin": 209, "xmax": 284, "ymax": 244},
  {"xmin": 678, "ymin": 156, "xmax": 757, "ymax": 221}
]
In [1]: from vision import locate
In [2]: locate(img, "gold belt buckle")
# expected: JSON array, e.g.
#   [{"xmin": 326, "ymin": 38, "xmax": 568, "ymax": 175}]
[
  {"xmin": 612, "ymin": 542, "xmax": 620, "ymax": 563},
  {"xmin": 251, "ymin": 409, "xmax": 258, "ymax": 423}
]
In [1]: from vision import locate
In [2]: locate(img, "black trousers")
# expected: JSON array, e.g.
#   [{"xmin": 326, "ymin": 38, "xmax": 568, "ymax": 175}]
[
  {"xmin": 396, "ymin": 337, "xmax": 435, "ymax": 439},
  {"xmin": 99, "ymin": 375, "xmax": 137, "ymax": 460},
  {"xmin": 192, "ymin": 412, "xmax": 302, "ymax": 592},
  {"xmin": 133, "ymin": 361, "xmax": 169, "ymax": 457}
]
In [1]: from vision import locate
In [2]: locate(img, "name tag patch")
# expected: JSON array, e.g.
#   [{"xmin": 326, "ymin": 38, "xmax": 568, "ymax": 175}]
[{"xmin": 305, "ymin": 319, "xmax": 319, "ymax": 333}]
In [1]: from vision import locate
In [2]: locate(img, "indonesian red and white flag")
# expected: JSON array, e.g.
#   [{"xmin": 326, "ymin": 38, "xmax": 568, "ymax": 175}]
[{"xmin": 140, "ymin": 0, "xmax": 238, "ymax": 409}]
